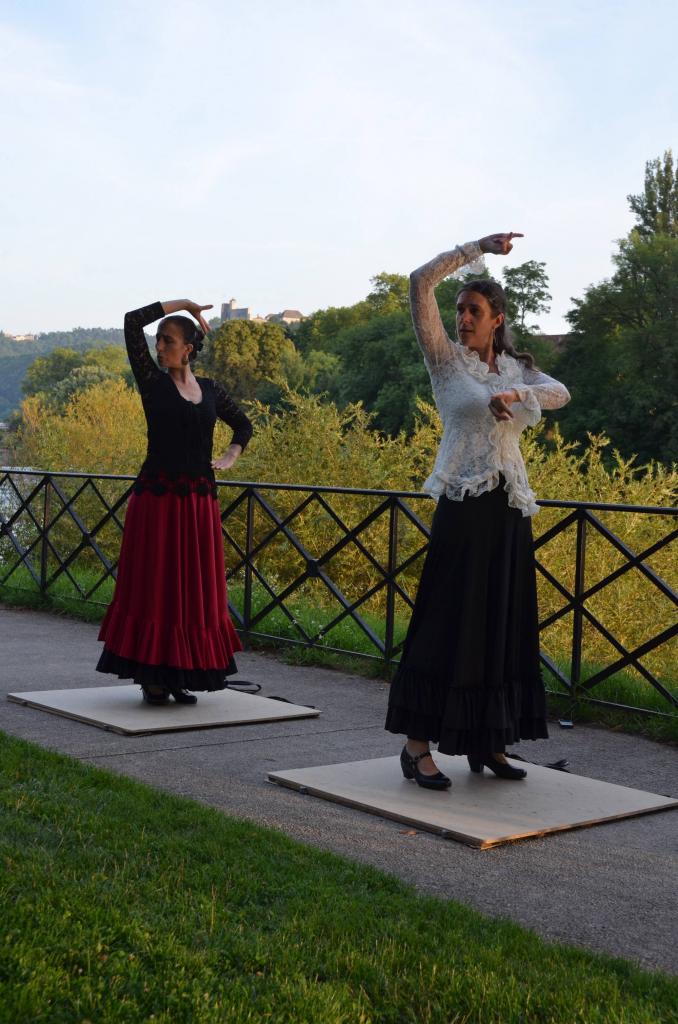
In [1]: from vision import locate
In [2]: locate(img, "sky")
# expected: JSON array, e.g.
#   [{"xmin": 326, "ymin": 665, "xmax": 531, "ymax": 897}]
[{"xmin": 1, "ymin": 0, "xmax": 677, "ymax": 335}]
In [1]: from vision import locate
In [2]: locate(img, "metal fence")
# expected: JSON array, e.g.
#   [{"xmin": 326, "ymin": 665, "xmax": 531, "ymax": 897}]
[{"xmin": 1, "ymin": 467, "xmax": 676, "ymax": 721}]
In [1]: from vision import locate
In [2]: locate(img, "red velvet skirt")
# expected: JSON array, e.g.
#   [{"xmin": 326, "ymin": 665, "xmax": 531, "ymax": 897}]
[{"xmin": 97, "ymin": 489, "xmax": 242, "ymax": 690}]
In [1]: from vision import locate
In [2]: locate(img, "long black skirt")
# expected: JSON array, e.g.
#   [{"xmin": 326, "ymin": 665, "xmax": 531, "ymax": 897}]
[{"xmin": 385, "ymin": 483, "xmax": 548, "ymax": 755}]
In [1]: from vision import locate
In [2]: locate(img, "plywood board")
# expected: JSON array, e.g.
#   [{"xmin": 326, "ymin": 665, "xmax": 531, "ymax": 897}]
[
  {"xmin": 7, "ymin": 685, "xmax": 320, "ymax": 735},
  {"xmin": 269, "ymin": 754, "xmax": 678, "ymax": 848}
]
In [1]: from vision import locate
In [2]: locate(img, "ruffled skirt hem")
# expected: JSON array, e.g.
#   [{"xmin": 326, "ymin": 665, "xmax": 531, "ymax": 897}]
[
  {"xmin": 96, "ymin": 648, "xmax": 237, "ymax": 691},
  {"xmin": 98, "ymin": 607, "xmax": 242, "ymax": 673},
  {"xmin": 385, "ymin": 668, "xmax": 548, "ymax": 755}
]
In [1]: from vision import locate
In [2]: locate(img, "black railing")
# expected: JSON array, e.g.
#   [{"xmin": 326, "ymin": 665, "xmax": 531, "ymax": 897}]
[{"xmin": 1, "ymin": 467, "xmax": 676, "ymax": 721}]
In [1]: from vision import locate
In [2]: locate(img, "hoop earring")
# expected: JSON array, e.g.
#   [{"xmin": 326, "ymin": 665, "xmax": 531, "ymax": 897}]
[
  {"xmin": 491, "ymin": 328, "xmax": 500, "ymax": 354},
  {"xmin": 181, "ymin": 354, "xmax": 189, "ymax": 366}
]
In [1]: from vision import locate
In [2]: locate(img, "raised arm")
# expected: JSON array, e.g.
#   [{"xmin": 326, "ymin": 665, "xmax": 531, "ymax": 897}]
[
  {"xmin": 410, "ymin": 232, "xmax": 524, "ymax": 368},
  {"xmin": 125, "ymin": 298, "xmax": 214, "ymax": 396},
  {"xmin": 409, "ymin": 242, "xmax": 484, "ymax": 367},
  {"xmin": 124, "ymin": 302, "xmax": 165, "ymax": 394}
]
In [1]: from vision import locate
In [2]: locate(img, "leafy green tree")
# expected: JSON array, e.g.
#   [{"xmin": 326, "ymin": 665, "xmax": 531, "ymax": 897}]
[
  {"xmin": 22, "ymin": 348, "xmax": 83, "ymax": 397},
  {"xmin": 82, "ymin": 346, "xmax": 127, "ymax": 374},
  {"xmin": 295, "ymin": 302, "xmax": 373, "ymax": 356},
  {"xmin": 502, "ymin": 260, "xmax": 552, "ymax": 335},
  {"xmin": 331, "ymin": 312, "xmax": 429, "ymax": 435},
  {"xmin": 295, "ymin": 273, "xmax": 408, "ymax": 356},
  {"xmin": 366, "ymin": 273, "xmax": 410, "ymax": 315},
  {"xmin": 49, "ymin": 364, "xmax": 125, "ymax": 408},
  {"xmin": 21, "ymin": 345, "xmax": 128, "ymax": 406},
  {"xmin": 557, "ymin": 230, "xmax": 678, "ymax": 464},
  {"xmin": 627, "ymin": 149, "xmax": 678, "ymax": 238},
  {"xmin": 202, "ymin": 319, "xmax": 297, "ymax": 402}
]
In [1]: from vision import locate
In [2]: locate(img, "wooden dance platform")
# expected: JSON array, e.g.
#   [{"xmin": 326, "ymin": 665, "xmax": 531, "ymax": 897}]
[
  {"xmin": 268, "ymin": 754, "xmax": 678, "ymax": 849},
  {"xmin": 7, "ymin": 685, "xmax": 320, "ymax": 735}
]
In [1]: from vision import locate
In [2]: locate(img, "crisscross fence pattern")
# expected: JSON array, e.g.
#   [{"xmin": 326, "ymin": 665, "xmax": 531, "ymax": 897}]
[{"xmin": 1, "ymin": 467, "xmax": 676, "ymax": 720}]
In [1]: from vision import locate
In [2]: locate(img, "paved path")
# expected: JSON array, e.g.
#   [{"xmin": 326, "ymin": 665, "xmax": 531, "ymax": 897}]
[{"xmin": 1, "ymin": 606, "xmax": 677, "ymax": 975}]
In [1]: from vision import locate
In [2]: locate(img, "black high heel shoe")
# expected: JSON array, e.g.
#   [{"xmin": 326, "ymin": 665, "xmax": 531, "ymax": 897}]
[
  {"xmin": 400, "ymin": 746, "xmax": 451, "ymax": 790},
  {"xmin": 170, "ymin": 689, "xmax": 198, "ymax": 705},
  {"xmin": 141, "ymin": 685, "xmax": 170, "ymax": 705},
  {"xmin": 467, "ymin": 753, "xmax": 527, "ymax": 780}
]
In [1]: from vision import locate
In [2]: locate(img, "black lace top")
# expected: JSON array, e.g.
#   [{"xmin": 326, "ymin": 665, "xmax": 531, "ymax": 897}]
[{"xmin": 125, "ymin": 303, "xmax": 253, "ymax": 497}]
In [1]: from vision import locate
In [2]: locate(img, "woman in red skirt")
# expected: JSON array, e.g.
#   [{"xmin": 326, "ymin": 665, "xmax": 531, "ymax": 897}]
[{"xmin": 97, "ymin": 299, "xmax": 252, "ymax": 705}]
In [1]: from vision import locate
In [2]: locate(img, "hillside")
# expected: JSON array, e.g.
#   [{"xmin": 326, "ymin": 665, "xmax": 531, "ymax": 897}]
[{"xmin": 0, "ymin": 328, "xmax": 126, "ymax": 419}]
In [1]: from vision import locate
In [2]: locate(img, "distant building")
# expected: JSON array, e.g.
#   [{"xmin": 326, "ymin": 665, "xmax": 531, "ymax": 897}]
[
  {"xmin": 220, "ymin": 298, "xmax": 305, "ymax": 328},
  {"xmin": 220, "ymin": 299, "xmax": 253, "ymax": 321},
  {"xmin": 266, "ymin": 309, "xmax": 304, "ymax": 326},
  {"xmin": 8, "ymin": 333, "xmax": 36, "ymax": 342}
]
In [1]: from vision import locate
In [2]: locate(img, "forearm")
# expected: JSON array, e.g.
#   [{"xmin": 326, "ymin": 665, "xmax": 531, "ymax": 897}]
[
  {"xmin": 516, "ymin": 370, "xmax": 571, "ymax": 410},
  {"xmin": 160, "ymin": 299, "xmax": 190, "ymax": 316},
  {"xmin": 410, "ymin": 241, "xmax": 484, "ymax": 293},
  {"xmin": 410, "ymin": 241, "xmax": 483, "ymax": 365}
]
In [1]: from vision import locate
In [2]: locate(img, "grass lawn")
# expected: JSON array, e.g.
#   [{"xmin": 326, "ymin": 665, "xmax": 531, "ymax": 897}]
[{"xmin": 1, "ymin": 733, "xmax": 677, "ymax": 1024}]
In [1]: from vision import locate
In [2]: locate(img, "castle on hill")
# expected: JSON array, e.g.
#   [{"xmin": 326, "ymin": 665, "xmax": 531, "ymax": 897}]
[{"xmin": 220, "ymin": 299, "xmax": 304, "ymax": 327}]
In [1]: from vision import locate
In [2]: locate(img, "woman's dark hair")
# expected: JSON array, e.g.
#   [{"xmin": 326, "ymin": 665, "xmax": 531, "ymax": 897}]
[
  {"xmin": 160, "ymin": 315, "xmax": 205, "ymax": 362},
  {"xmin": 457, "ymin": 279, "xmax": 535, "ymax": 369}
]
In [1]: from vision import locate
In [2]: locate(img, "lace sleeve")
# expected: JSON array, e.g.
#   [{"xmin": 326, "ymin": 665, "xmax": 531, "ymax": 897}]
[
  {"xmin": 409, "ymin": 241, "xmax": 485, "ymax": 368},
  {"xmin": 124, "ymin": 302, "xmax": 164, "ymax": 395},
  {"xmin": 212, "ymin": 381, "xmax": 253, "ymax": 451},
  {"xmin": 514, "ymin": 365, "xmax": 571, "ymax": 422}
]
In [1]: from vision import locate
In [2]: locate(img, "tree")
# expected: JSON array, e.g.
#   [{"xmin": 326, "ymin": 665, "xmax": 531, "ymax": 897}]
[
  {"xmin": 17, "ymin": 379, "xmax": 146, "ymax": 474},
  {"xmin": 22, "ymin": 347, "xmax": 83, "ymax": 397},
  {"xmin": 627, "ymin": 149, "xmax": 678, "ymax": 238},
  {"xmin": 365, "ymin": 273, "xmax": 410, "ymax": 315},
  {"xmin": 49, "ymin": 364, "xmax": 125, "ymax": 408},
  {"xmin": 557, "ymin": 230, "xmax": 678, "ymax": 464},
  {"xmin": 21, "ymin": 345, "xmax": 128, "ymax": 406},
  {"xmin": 331, "ymin": 312, "xmax": 429, "ymax": 435},
  {"xmin": 502, "ymin": 260, "xmax": 552, "ymax": 335},
  {"xmin": 295, "ymin": 301, "xmax": 373, "ymax": 356},
  {"xmin": 202, "ymin": 319, "xmax": 297, "ymax": 402}
]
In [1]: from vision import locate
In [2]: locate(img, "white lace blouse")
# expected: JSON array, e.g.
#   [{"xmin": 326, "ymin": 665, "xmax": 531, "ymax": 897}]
[{"xmin": 411, "ymin": 241, "xmax": 571, "ymax": 517}]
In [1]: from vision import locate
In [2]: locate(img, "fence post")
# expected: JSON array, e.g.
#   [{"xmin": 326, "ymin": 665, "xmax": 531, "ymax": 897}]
[
  {"xmin": 562, "ymin": 510, "xmax": 587, "ymax": 726},
  {"xmin": 384, "ymin": 498, "xmax": 399, "ymax": 667},
  {"xmin": 243, "ymin": 488, "xmax": 254, "ymax": 648},
  {"xmin": 40, "ymin": 476, "xmax": 52, "ymax": 595}
]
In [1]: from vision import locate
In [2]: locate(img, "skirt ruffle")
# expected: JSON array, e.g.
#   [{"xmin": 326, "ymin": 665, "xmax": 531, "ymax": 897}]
[
  {"xmin": 96, "ymin": 648, "xmax": 237, "ymax": 691},
  {"xmin": 97, "ymin": 488, "xmax": 242, "ymax": 691},
  {"xmin": 385, "ymin": 483, "xmax": 548, "ymax": 754}
]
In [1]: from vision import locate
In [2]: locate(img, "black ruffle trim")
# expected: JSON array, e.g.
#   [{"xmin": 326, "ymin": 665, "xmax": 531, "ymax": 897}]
[
  {"xmin": 385, "ymin": 666, "xmax": 548, "ymax": 755},
  {"xmin": 96, "ymin": 647, "xmax": 238, "ymax": 691},
  {"xmin": 133, "ymin": 471, "xmax": 217, "ymax": 499}
]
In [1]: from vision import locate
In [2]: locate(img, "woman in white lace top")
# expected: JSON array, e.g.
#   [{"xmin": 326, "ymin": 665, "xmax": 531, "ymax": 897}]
[{"xmin": 386, "ymin": 232, "xmax": 570, "ymax": 789}]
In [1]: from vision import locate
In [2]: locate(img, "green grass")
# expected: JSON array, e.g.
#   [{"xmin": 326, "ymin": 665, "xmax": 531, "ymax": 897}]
[
  {"xmin": 543, "ymin": 659, "xmax": 678, "ymax": 744},
  {"xmin": 1, "ymin": 733, "xmax": 677, "ymax": 1024},
  {"xmin": 1, "ymin": 567, "xmax": 676, "ymax": 743}
]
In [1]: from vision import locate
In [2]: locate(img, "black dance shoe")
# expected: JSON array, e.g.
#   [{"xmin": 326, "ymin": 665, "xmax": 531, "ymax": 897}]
[
  {"xmin": 170, "ymin": 689, "xmax": 198, "ymax": 705},
  {"xmin": 141, "ymin": 685, "xmax": 170, "ymax": 705},
  {"xmin": 400, "ymin": 746, "xmax": 451, "ymax": 790},
  {"xmin": 467, "ymin": 753, "xmax": 527, "ymax": 780}
]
